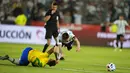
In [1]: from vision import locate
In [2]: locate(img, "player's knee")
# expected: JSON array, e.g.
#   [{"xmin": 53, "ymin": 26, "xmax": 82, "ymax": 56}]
[
  {"xmin": 47, "ymin": 43, "xmax": 51, "ymax": 46},
  {"xmin": 47, "ymin": 41, "xmax": 51, "ymax": 46}
]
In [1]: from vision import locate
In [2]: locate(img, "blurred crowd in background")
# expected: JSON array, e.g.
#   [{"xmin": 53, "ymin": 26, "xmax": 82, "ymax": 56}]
[{"xmin": 0, "ymin": 0, "xmax": 130, "ymax": 26}]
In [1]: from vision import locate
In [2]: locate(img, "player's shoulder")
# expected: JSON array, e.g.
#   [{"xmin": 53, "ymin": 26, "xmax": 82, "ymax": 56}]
[
  {"xmin": 55, "ymin": 10, "xmax": 60, "ymax": 15},
  {"xmin": 67, "ymin": 30, "xmax": 73, "ymax": 34},
  {"xmin": 46, "ymin": 9, "xmax": 52, "ymax": 13},
  {"xmin": 115, "ymin": 20, "xmax": 120, "ymax": 22},
  {"xmin": 56, "ymin": 10, "xmax": 60, "ymax": 13},
  {"xmin": 122, "ymin": 20, "xmax": 127, "ymax": 22},
  {"xmin": 113, "ymin": 20, "xmax": 120, "ymax": 23}
]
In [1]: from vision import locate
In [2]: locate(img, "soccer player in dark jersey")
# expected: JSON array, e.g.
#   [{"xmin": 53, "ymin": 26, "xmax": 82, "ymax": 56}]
[{"xmin": 43, "ymin": 2, "xmax": 60, "ymax": 52}]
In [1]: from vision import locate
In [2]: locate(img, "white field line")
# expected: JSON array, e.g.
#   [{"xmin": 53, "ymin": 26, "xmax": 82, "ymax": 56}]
[
  {"xmin": 48, "ymin": 67, "xmax": 104, "ymax": 73},
  {"xmin": 91, "ymin": 64, "xmax": 130, "ymax": 70},
  {"xmin": 47, "ymin": 63, "xmax": 130, "ymax": 73}
]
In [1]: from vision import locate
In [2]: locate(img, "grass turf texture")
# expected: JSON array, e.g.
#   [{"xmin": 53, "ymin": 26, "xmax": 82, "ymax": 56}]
[{"xmin": 0, "ymin": 43, "xmax": 130, "ymax": 73}]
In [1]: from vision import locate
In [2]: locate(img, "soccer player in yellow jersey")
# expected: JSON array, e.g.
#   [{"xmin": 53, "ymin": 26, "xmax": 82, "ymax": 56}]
[{"xmin": 0, "ymin": 47, "xmax": 58, "ymax": 67}]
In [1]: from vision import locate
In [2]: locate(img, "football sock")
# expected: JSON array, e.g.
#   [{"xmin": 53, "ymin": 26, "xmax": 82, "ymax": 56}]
[
  {"xmin": 55, "ymin": 37, "xmax": 59, "ymax": 46},
  {"xmin": 57, "ymin": 53, "xmax": 62, "ymax": 60},
  {"xmin": 8, "ymin": 57, "xmax": 20, "ymax": 65},
  {"xmin": 43, "ymin": 44, "xmax": 49, "ymax": 52},
  {"xmin": 54, "ymin": 53, "xmax": 59, "ymax": 60},
  {"xmin": 120, "ymin": 42, "xmax": 123, "ymax": 49},
  {"xmin": 116, "ymin": 42, "xmax": 118, "ymax": 48}
]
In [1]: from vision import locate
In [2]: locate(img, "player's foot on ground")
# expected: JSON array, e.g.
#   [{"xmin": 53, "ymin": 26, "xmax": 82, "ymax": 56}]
[
  {"xmin": 60, "ymin": 57, "xmax": 65, "ymax": 60},
  {"xmin": 119, "ymin": 49, "xmax": 122, "ymax": 52},
  {"xmin": 0, "ymin": 55, "xmax": 9, "ymax": 60}
]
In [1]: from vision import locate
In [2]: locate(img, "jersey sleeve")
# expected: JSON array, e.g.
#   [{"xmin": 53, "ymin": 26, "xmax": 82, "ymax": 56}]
[
  {"xmin": 45, "ymin": 10, "xmax": 52, "ymax": 16},
  {"xmin": 113, "ymin": 20, "xmax": 118, "ymax": 25},
  {"xmin": 42, "ymin": 52, "xmax": 49, "ymax": 57},
  {"xmin": 124, "ymin": 21, "xmax": 129, "ymax": 26},
  {"xmin": 57, "ymin": 11, "xmax": 60, "ymax": 21}
]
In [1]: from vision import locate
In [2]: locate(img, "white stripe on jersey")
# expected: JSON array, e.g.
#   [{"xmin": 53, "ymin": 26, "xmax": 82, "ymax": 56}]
[{"xmin": 113, "ymin": 20, "xmax": 128, "ymax": 34}]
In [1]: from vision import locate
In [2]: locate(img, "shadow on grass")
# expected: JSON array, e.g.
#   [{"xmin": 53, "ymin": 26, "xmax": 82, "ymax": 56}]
[
  {"xmin": 0, "ymin": 63, "xmax": 33, "ymax": 68},
  {"xmin": 0, "ymin": 63, "xmax": 16, "ymax": 67},
  {"xmin": 0, "ymin": 63, "xmax": 49, "ymax": 68}
]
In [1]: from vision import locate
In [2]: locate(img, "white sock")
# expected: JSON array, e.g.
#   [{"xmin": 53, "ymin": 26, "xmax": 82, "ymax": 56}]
[
  {"xmin": 58, "ymin": 53, "xmax": 62, "ymax": 60},
  {"xmin": 8, "ymin": 57, "xmax": 20, "ymax": 65}
]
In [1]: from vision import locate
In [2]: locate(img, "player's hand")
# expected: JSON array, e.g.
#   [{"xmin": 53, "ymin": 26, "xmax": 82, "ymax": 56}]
[{"xmin": 76, "ymin": 47, "xmax": 80, "ymax": 52}]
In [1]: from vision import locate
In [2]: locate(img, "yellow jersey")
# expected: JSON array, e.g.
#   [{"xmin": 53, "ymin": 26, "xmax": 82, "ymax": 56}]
[
  {"xmin": 15, "ymin": 14, "xmax": 27, "ymax": 26},
  {"xmin": 28, "ymin": 50, "xmax": 49, "ymax": 67}
]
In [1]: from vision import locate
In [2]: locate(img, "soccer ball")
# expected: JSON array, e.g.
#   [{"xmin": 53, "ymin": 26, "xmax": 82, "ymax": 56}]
[{"xmin": 106, "ymin": 63, "xmax": 116, "ymax": 72}]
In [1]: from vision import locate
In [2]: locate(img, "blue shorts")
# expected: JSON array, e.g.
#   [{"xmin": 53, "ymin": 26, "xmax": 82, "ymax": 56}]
[{"xmin": 19, "ymin": 47, "xmax": 33, "ymax": 66}]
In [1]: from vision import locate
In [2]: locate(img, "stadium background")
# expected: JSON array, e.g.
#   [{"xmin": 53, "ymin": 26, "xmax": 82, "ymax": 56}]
[{"xmin": 0, "ymin": 0, "xmax": 130, "ymax": 47}]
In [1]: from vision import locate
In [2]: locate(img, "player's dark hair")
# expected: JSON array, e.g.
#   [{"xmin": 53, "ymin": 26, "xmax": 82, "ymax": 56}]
[
  {"xmin": 119, "ymin": 14, "xmax": 124, "ymax": 17},
  {"xmin": 53, "ymin": 2, "xmax": 58, "ymax": 6},
  {"xmin": 48, "ymin": 60, "xmax": 56, "ymax": 67},
  {"xmin": 119, "ymin": 13, "xmax": 125, "ymax": 17},
  {"xmin": 13, "ymin": 7, "xmax": 23, "ymax": 17},
  {"xmin": 62, "ymin": 33, "xmax": 69, "ymax": 40}
]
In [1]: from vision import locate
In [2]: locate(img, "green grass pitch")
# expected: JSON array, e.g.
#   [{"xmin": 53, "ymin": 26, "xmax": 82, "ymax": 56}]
[{"xmin": 0, "ymin": 43, "xmax": 130, "ymax": 73}]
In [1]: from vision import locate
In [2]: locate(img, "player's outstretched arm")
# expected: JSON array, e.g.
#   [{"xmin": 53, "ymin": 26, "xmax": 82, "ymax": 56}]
[{"xmin": 74, "ymin": 37, "xmax": 80, "ymax": 52}]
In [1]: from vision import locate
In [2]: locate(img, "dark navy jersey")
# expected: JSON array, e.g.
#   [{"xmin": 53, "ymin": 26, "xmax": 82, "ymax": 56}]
[{"xmin": 45, "ymin": 9, "xmax": 60, "ymax": 29}]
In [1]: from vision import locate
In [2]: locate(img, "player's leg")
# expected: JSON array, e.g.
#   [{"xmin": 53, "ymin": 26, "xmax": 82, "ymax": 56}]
[
  {"xmin": 43, "ymin": 39, "xmax": 51, "ymax": 52},
  {"xmin": 50, "ymin": 43, "xmax": 64, "ymax": 60},
  {"xmin": 19, "ymin": 47, "xmax": 33, "ymax": 66},
  {"xmin": 58, "ymin": 44, "xmax": 65, "ymax": 60},
  {"xmin": 47, "ymin": 46, "xmax": 55, "ymax": 55},
  {"xmin": 53, "ymin": 29, "xmax": 59, "ymax": 46},
  {"xmin": 116, "ymin": 35, "xmax": 120, "ymax": 48},
  {"xmin": 47, "ymin": 45, "xmax": 60, "ymax": 60},
  {"xmin": 114, "ymin": 35, "xmax": 120, "ymax": 51},
  {"xmin": 0, "ymin": 55, "xmax": 19, "ymax": 65},
  {"xmin": 54, "ymin": 46, "xmax": 60, "ymax": 60},
  {"xmin": 119, "ymin": 35, "xmax": 124, "ymax": 51},
  {"xmin": 43, "ymin": 29, "xmax": 52, "ymax": 52},
  {"xmin": 52, "ymin": 29, "xmax": 61, "ymax": 60}
]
